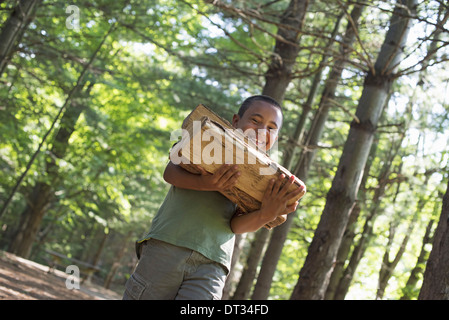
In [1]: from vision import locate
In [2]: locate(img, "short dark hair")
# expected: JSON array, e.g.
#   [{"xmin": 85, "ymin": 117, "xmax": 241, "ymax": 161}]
[{"xmin": 238, "ymin": 95, "xmax": 282, "ymax": 118}]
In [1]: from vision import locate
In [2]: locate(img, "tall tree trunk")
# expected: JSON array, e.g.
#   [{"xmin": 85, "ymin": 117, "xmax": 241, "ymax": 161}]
[
  {"xmin": 376, "ymin": 210, "xmax": 418, "ymax": 300},
  {"xmin": 262, "ymin": 0, "xmax": 309, "ymax": 102},
  {"xmin": 0, "ymin": 23, "xmax": 117, "ymax": 221},
  {"xmin": 222, "ymin": 233, "xmax": 246, "ymax": 299},
  {"xmin": 104, "ymin": 231, "xmax": 133, "ymax": 289},
  {"xmin": 282, "ymin": 10, "xmax": 344, "ymax": 171},
  {"xmin": 230, "ymin": 0, "xmax": 309, "ymax": 299},
  {"xmin": 324, "ymin": 202, "xmax": 360, "ymax": 299},
  {"xmin": 292, "ymin": 2, "xmax": 365, "ymax": 180},
  {"xmin": 400, "ymin": 219, "xmax": 434, "ymax": 300},
  {"xmin": 0, "ymin": 0, "xmax": 40, "ymax": 76},
  {"xmin": 251, "ymin": 3, "xmax": 364, "ymax": 300},
  {"xmin": 2, "ymin": 21, "xmax": 118, "ymax": 257},
  {"xmin": 85, "ymin": 229, "xmax": 109, "ymax": 283},
  {"xmin": 329, "ymin": 129, "xmax": 402, "ymax": 299},
  {"xmin": 232, "ymin": 229, "xmax": 269, "ymax": 300},
  {"xmin": 8, "ymin": 99, "xmax": 86, "ymax": 258},
  {"xmin": 291, "ymin": 0, "xmax": 417, "ymax": 300},
  {"xmin": 327, "ymin": 4, "xmax": 446, "ymax": 297},
  {"xmin": 418, "ymin": 179, "xmax": 449, "ymax": 300}
]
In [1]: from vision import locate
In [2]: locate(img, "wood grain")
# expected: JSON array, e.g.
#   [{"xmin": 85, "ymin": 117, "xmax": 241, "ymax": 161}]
[{"xmin": 170, "ymin": 104, "xmax": 306, "ymax": 229}]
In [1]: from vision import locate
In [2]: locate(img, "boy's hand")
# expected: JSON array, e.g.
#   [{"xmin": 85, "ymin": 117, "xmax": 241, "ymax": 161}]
[
  {"xmin": 197, "ymin": 164, "xmax": 241, "ymax": 192},
  {"xmin": 259, "ymin": 174, "xmax": 304, "ymax": 222}
]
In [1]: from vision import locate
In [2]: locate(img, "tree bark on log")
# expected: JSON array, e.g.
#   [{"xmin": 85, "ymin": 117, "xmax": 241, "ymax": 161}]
[{"xmin": 172, "ymin": 105, "xmax": 306, "ymax": 229}]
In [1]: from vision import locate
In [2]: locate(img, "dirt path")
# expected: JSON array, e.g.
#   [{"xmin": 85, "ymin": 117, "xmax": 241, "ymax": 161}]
[{"xmin": 0, "ymin": 251, "xmax": 122, "ymax": 300}]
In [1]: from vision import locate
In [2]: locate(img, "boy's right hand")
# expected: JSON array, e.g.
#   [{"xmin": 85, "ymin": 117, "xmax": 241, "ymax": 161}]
[
  {"xmin": 259, "ymin": 174, "xmax": 303, "ymax": 222},
  {"xmin": 197, "ymin": 164, "xmax": 241, "ymax": 192}
]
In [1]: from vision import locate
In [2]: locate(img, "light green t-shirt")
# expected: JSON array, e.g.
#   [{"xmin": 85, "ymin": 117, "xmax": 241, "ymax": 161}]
[{"xmin": 137, "ymin": 185, "xmax": 237, "ymax": 272}]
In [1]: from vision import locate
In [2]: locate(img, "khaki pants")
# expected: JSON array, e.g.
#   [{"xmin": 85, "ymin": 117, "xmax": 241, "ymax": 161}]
[{"xmin": 123, "ymin": 239, "xmax": 227, "ymax": 300}]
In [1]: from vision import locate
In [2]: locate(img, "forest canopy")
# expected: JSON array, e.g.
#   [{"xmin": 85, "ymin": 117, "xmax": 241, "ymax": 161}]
[{"xmin": 0, "ymin": 0, "xmax": 448, "ymax": 300}]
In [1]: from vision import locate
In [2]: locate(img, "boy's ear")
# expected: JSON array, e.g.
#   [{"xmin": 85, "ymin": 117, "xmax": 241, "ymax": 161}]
[{"xmin": 232, "ymin": 114, "xmax": 240, "ymax": 128}]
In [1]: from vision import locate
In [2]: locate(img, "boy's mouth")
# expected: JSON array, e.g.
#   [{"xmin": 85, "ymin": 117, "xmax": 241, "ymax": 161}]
[
  {"xmin": 256, "ymin": 139, "xmax": 266, "ymax": 148},
  {"xmin": 243, "ymin": 129, "xmax": 269, "ymax": 150},
  {"xmin": 248, "ymin": 136, "xmax": 267, "ymax": 149}
]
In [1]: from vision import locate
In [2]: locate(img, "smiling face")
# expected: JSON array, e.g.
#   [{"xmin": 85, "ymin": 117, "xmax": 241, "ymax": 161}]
[{"xmin": 232, "ymin": 100, "xmax": 283, "ymax": 152}]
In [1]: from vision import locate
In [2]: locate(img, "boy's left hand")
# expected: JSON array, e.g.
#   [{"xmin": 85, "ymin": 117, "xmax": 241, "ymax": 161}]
[
  {"xmin": 197, "ymin": 164, "xmax": 241, "ymax": 192},
  {"xmin": 259, "ymin": 174, "xmax": 304, "ymax": 222}
]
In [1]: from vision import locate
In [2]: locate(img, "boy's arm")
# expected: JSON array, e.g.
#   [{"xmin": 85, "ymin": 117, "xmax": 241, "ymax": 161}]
[
  {"xmin": 230, "ymin": 174, "xmax": 304, "ymax": 234},
  {"xmin": 163, "ymin": 161, "xmax": 241, "ymax": 192}
]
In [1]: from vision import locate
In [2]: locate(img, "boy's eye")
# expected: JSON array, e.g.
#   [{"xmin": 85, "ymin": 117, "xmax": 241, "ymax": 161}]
[
  {"xmin": 252, "ymin": 119, "xmax": 259, "ymax": 124},
  {"xmin": 268, "ymin": 128, "xmax": 278, "ymax": 135}
]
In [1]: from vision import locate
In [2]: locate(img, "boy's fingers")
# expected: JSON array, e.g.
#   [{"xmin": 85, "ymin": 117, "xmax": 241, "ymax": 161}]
[
  {"xmin": 215, "ymin": 164, "xmax": 230, "ymax": 178},
  {"xmin": 197, "ymin": 166, "xmax": 209, "ymax": 175},
  {"xmin": 223, "ymin": 178, "xmax": 238, "ymax": 191},
  {"xmin": 222, "ymin": 170, "xmax": 240, "ymax": 189},
  {"xmin": 272, "ymin": 174, "xmax": 285, "ymax": 195},
  {"xmin": 286, "ymin": 185, "xmax": 304, "ymax": 201},
  {"xmin": 219, "ymin": 166, "xmax": 240, "ymax": 189},
  {"xmin": 285, "ymin": 201, "xmax": 299, "ymax": 214},
  {"xmin": 220, "ymin": 165, "xmax": 239, "ymax": 183},
  {"xmin": 279, "ymin": 175, "xmax": 295, "ymax": 197},
  {"xmin": 212, "ymin": 164, "xmax": 233, "ymax": 184},
  {"xmin": 265, "ymin": 178, "xmax": 276, "ymax": 197}
]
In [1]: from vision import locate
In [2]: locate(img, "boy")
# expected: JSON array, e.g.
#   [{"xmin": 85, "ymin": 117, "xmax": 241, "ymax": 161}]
[{"xmin": 123, "ymin": 95, "xmax": 304, "ymax": 300}]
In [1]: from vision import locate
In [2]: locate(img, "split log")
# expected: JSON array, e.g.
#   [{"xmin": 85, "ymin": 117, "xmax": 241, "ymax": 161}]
[{"xmin": 170, "ymin": 104, "xmax": 306, "ymax": 229}]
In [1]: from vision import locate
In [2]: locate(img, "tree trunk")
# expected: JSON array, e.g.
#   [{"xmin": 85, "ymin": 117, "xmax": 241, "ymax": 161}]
[
  {"xmin": 0, "ymin": 0, "xmax": 40, "ymax": 76},
  {"xmin": 85, "ymin": 229, "xmax": 109, "ymax": 283},
  {"xmin": 418, "ymin": 180, "xmax": 449, "ymax": 300},
  {"xmin": 282, "ymin": 10, "xmax": 344, "ymax": 171},
  {"xmin": 231, "ymin": 0, "xmax": 309, "ymax": 299},
  {"xmin": 8, "ymin": 100, "xmax": 85, "ymax": 258},
  {"xmin": 292, "ymin": 3, "xmax": 365, "ymax": 179},
  {"xmin": 104, "ymin": 231, "xmax": 133, "ymax": 289},
  {"xmin": 222, "ymin": 233, "xmax": 246, "ymax": 299},
  {"xmin": 376, "ymin": 213, "xmax": 417, "ymax": 300},
  {"xmin": 329, "ymin": 5, "xmax": 447, "ymax": 297},
  {"xmin": 231, "ymin": 228, "xmax": 269, "ymax": 300},
  {"xmin": 376, "ymin": 168, "xmax": 434, "ymax": 299},
  {"xmin": 329, "ymin": 128, "xmax": 403, "ymax": 299},
  {"xmin": 2, "ymin": 21, "xmax": 118, "ymax": 256},
  {"xmin": 291, "ymin": 0, "xmax": 417, "ymax": 300},
  {"xmin": 0, "ymin": 23, "xmax": 117, "ymax": 220},
  {"xmin": 8, "ymin": 181, "xmax": 53, "ymax": 258},
  {"xmin": 251, "ymin": 3, "xmax": 364, "ymax": 300},
  {"xmin": 324, "ymin": 203, "xmax": 360, "ymax": 300},
  {"xmin": 400, "ymin": 219, "xmax": 434, "ymax": 299},
  {"xmin": 262, "ymin": 0, "xmax": 309, "ymax": 103}
]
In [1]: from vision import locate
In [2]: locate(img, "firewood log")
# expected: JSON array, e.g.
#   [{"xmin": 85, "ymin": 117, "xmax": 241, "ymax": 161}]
[{"xmin": 170, "ymin": 104, "xmax": 306, "ymax": 229}]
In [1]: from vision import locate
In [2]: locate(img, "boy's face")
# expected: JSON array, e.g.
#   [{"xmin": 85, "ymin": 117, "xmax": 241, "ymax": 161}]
[{"xmin": 232, "ymin": 100, "xmax": 282, "ymax": 152}]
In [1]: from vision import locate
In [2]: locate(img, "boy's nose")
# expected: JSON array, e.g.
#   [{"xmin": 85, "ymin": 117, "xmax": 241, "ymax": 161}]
[{"xmin": 256, "ymin": 128, "xmax": 269, "ymax": 142}]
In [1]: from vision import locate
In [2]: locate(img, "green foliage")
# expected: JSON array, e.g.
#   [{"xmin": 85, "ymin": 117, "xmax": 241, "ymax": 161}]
[{"xmin": 0, "ymin": 0, "xmax": 448, "ymax": 298}]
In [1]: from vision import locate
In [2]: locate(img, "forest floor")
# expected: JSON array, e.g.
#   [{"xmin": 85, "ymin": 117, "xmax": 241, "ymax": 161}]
[{"xmin": 0, "ymin": 251, "xmax": 122, "ymax": 300}]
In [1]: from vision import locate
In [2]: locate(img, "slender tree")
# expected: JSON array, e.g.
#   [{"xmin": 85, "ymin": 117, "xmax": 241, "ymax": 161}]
[
  {"xmin": 251, "ymin": 3, "xmax": 364, "ymax": 300},
  {"xmin": 291, "ymin": 0, "xmax": 418, "ymax": 300},
  {"xmin": 418, "ymin": 179, "xmax": 449, "ymax": 300},
  {"xmin": 4, "ymin": 22, "xmax": 117, "ymax": 258},
  {"xmin": 0, "ymin": 0, "xmax": 40, "ymax": 76},
  {"xmin": 376, "ymin": 212, "xmax": 418, "ymax": 299},
  {"xmin": 326, "ymin": 1, "xmax": 448, "ymax": 299},
  {"xmin": 400, "ymin": 219, "xmax": 434, "ymax": 300},
  {"xmin": 217, "ymin": 0, "xmax": 310, "ymax": 299},
  {"xmin": 8, "ymin": 91, "xmax": 89, "ymax": 257}
]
